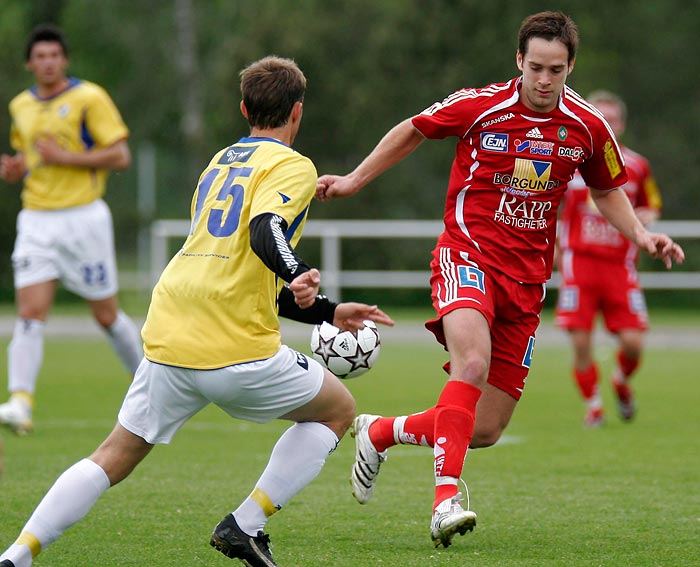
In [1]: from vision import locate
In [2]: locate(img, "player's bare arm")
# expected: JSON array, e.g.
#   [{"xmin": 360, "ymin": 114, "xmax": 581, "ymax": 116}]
[
  {"xmin": 635, "ymin": 206, "xmax": 660, "ymax": 226},
  {"xmin": 591, "ymin": 187, "xmax": 684, "ymax": 268},
  {"xmin": 0, "ymin": 152, "xmax": 27, "ymax": 183},
  {"xmin": 316, "ymin": 118, "xmax": 425, "ymax": 201},
  {"xmin": 35, "ymin": 137, "xmax": 131, "ymax": 170}
]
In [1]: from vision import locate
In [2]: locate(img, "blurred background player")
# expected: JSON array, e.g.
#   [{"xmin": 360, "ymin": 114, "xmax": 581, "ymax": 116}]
[
  {"xmin": 317, "ymin": 12, "xmax": 683, "ymax": 548},
  {"xmin": 0, "ymin": 24, "xmax": 143, "ymax": 435},
  {"xmin": 555, "ymin": 90, "xmax": 662, "ymax": 426},
  {"xmin": 0, "ymin": 55, "xmax": 394, "ymax": 567}
]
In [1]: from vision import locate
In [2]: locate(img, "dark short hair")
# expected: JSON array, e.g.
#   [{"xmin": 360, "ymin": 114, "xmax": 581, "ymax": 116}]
[
  {"xmin": 25, "ymin": 23, "xmax": 68, "ymax": 61},
  {"xmin": 518, "ymin": 11, "xmax": 578, "ymax": 64},
  {"xmin": 239, "ymin": 56, "xmax": 306, "ymax": 129}
]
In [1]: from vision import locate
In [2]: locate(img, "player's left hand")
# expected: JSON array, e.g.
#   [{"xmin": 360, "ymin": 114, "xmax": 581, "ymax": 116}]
[
  {"xmin": 333, "ymin": 303, "xmax": 395, "ymax": 331},
  {"xmin": 639, "ymin": 231, "xmax": 685, "ymax": 269},
  {"xmin": 289, "ymin": 268, "xmax": 321, "ymax": 309}
]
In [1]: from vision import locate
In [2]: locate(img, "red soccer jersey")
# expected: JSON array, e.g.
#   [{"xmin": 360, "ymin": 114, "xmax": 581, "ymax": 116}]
[
  {"xmin": 558, "ymin": 146, "xmax": 662, "ymax": 263},
  {"xmin": 411, "ymin": 77, "xmax": 628, "ymax": 284}
]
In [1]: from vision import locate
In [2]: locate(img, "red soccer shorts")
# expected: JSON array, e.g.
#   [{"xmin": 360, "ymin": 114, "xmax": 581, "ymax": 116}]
[
  {"xmin": 555, "ymin": 251, "xmax": 649, "ymax": 333},
  {"xmin": 425, "ymin": 246, "xmax": 546, "ymax": 400}
]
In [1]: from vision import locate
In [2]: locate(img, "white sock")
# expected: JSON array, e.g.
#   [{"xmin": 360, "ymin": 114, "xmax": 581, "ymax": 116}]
[
  {"xmin": 104, "ymin": 310, "xmax": 143, "ymax": 374},
  {"xmin": 234, "ymin": 422, "xmax": 339, "ymax": 535},
  {"xmin": 7, "ymin": 319, "xmax": 44, "ymax": 396},
  {"xmin": 4, "ymin": 458, "xmax": 111, "ymax": 564},
  {"xmin": 0, "ymin": 543, "xmax": 33, "ymax": 567}
]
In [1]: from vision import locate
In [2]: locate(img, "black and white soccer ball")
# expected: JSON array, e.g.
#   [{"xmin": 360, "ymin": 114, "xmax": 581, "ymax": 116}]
[{"xmin": 310, "ymin": 320, "xmax": 381, "ymax": 379}]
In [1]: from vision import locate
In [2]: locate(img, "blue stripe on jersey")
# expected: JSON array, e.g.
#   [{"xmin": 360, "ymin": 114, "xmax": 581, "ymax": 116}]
[
  {"xmin": 238, "ymin": 136, "xmax": 291, "ymax": 148},
  {"xmin": 286, "ymin": 205, "xmax": 309, "ymax": 240},
  {"xmin": 81, "ymin": 111, "xmax": 95, "ymax": 149}
]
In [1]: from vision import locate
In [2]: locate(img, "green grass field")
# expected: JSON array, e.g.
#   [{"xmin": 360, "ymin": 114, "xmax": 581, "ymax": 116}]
[{"xmin": 1, "ymin": 330, "xmax": 698, "ymax": 566}]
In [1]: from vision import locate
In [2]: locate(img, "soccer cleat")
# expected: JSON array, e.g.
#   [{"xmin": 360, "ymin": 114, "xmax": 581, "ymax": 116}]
[
  {"xmin": 0, "ymin": 398, "xmax": 33, "ymax": 435},
  {"xmin": 430, "ymin": 492, "xmax": 477, "ymax": 548},
  {"xmin": 613, "ymin": 381, "xmax": 635, "ymax": 421},
  {"xmin": 210, "ymin": 513, "xmax": 278, "ymax": 567},
  {"xmin": 350, "ymin": 414, "xmax": 387, "ymax": 504},
  {"xmin": 583, "ymin": 407, "xmax": 604, "ymax": 428},
  {"xmin": 0, "ymin": 560, "xmax": 16, "ymax": 567}
]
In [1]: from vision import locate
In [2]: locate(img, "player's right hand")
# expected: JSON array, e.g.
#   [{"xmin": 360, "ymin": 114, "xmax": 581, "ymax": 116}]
[
  {"xmin": 290, "ymin": 268, "xmax": 321, "ymax": 308},
  {"xmin": 0, "ymin": 153, "xmax": 26, "ymax": 183}
]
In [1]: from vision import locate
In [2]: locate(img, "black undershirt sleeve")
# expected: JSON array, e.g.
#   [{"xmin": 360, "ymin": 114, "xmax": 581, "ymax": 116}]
[
  {"xmin": 249, "ymin": 212, "xmax": 311, "ymax": 283},
  {"xmin": 277, "ymin": 286, "xmax": 338, "ymax": 324},
  {"xmin": 249, "ymin": 212, "xmax": 338, "ymax": 324}
]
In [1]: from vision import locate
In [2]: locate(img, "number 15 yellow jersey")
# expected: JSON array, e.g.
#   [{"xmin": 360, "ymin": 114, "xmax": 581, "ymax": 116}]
[{"xmin": 142, "ymin": 137, "xmax": 316, "ymax": 369}]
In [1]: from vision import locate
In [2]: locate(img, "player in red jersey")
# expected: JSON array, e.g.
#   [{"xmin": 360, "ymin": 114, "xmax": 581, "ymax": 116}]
[
  {"xmin": 555, "ymin": 91, "xmax": 663, "ymax": 427},
  {"xmin": 317, "ymin": 11, "xmax": 684, "ymax": 548}
]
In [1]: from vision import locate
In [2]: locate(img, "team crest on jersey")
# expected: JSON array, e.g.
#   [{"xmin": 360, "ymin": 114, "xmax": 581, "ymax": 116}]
[
  {"xmin": 219, "ymin": 145, "xmax": 258, "ymax": 165},
  {"xmin": 480, "ymin": 132, "xmax": 508, "ymax": 152},
  {"xmin": 557, "ymin": 126, "xmax": 568, "ymax": 141},
  {"xmin": 58, "ymin": 104, "xmax": 70, "ymax": 118}
]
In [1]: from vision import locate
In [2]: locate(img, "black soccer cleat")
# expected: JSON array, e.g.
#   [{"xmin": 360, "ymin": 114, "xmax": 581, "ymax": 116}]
[
  {"xmin": 0, "ymin": 560, "xmax": 16, "ymax": 567},
  {"xmin": 210, "ymin": 513, "xmax": 278, "ymax": 567}
]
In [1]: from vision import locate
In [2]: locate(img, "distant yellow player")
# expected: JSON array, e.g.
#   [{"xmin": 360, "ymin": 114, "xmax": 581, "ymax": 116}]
[{"xmin": 0, "ymin": 24, "xmax": 142, "ymax": 435}]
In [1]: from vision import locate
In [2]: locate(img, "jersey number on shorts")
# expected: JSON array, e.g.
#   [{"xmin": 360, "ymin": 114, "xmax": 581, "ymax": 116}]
[
  {"xmin": 190, "ymin": 166, "xmax": 253, "ymax": 237},
  {"xmin": 81, "ymin": 262, "xmax": 107, "ymax": 287}
]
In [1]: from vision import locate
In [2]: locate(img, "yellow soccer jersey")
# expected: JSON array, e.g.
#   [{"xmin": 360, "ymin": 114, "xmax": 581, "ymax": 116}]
[
  {"xmin": 9, "ymin": 78, "xmax": 129, "ymax": 210},
  {"xmin": 142, "ymin": 137, "xmax": 317, "ymax": 369}
]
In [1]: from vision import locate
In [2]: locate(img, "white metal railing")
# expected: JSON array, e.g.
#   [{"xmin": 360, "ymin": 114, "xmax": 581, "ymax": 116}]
[{"xmin": 148, "ymin": 219, "xmax": 700, "ymax": 301}]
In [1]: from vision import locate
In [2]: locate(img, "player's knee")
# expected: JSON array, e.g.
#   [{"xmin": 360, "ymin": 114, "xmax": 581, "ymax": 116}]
[
  {"xmin": 450, "ymin": 355, "xmax": 489, "ymax": 385},
  {"xmin": 93, "ymin": 308, "xmax": 118, "ymax": 328},
  {"xmin": 470, "ymin": 422, "xmax": 504, "ymax": 448},
  {"xmin": 339, "ymin": 393, "xmax": 356, "ymax": 429},
  {"xmin": 328, "ymin": 391, "xmax": 356, "ymax": 438}
]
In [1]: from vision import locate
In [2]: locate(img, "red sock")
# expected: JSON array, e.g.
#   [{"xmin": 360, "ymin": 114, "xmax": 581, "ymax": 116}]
[
  {"xmin": 615, "ymin": 350, "xmax": 640, "ymax": 381},
  {"xmin": 368, "ymin": 417, "xmax": 396, "ymax": 453},
  {"xmin": 369, "ymin": 408, "xmax": 437, "ymax": 452},
  {"xmin": 433, "ymin": 381, "xmax": 481, "ymax": 510},
  {"xmin": 574, "ymin": 363, "xmax": 599, "ymax": 401}
]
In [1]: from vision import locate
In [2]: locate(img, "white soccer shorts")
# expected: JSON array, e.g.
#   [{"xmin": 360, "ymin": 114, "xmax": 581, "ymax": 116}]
[
  {"xmin": 118, "ymin": 345, "xmax": 325, "ymax": 444},
  {"xmin": 12, "ymin": 199, "xmax": 119, "ymax": 300}
]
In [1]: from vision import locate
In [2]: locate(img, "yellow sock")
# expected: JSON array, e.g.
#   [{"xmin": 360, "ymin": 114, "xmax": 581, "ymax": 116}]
[{"xmin": 11, "ymin": 391, "xmax": 34, "ymax": 409}]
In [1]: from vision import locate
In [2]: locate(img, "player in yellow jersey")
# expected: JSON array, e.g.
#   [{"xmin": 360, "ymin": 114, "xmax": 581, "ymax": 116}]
[
  {"xmin": 0, "ymin": 24, "xmax": 142, "ymax": 435},
  {"xmin": 0, "ymin": 56, "xmax": 393, "ymax": 567}
]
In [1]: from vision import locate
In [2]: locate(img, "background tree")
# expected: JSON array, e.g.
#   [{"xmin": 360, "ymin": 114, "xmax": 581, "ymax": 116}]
[{"xmin": 0, "ymin": 0, "xmax": 697, "ymax": 302}]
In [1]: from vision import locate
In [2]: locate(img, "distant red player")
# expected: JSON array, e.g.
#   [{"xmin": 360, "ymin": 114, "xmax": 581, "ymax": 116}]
[{"xmin": 555, "ymin": 90, "xmax": 662, "ymax": 426}]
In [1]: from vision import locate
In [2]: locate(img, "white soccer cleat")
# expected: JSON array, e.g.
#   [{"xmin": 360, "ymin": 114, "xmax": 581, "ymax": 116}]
[
  {"xmin": 430, "ymin": 492, "xmax": 477, "ymax": 548},
  {"xmin": 0, "ymin": 398, "xmax": 33, "ymax": 435},
  {"xmin": 350, "ymin": 414, "xmax": 387, "ymax": 504}
]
